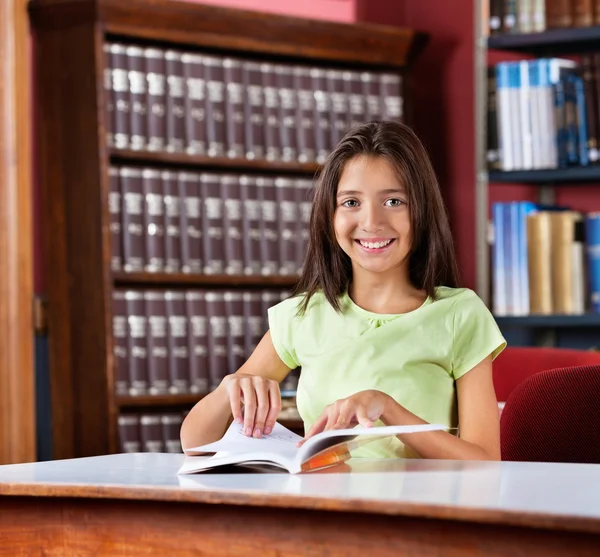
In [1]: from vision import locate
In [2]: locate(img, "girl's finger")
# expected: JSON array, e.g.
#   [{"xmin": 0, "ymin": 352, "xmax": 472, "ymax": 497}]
[
  {"xmin": 252, "ymin": 378, "xmax": 270, "ymax": 438},
  {"xmin": 298, "ymin": 412, "xmax": 328, "ymax": 446},
  {"xmin": 264, "ymin": 381, "xmax": 281, "ymax": 436},
  {"xmin": 227, "ymin": 380, "xmax": 243, "ymax": 424},
  {"xmin": 356, "ymin": 406, "xmax": 373, "ymax": 428},
  {"xmin": 334, "ymin": 403, "xmax": 356, "ymax": 429},
  {"xmin": 240, "ymin": 379, "xmax": 257, "ymax": 436},
  {"xmin": 323, "ymin": 407, "xmax": 339, "ymax": 432}
]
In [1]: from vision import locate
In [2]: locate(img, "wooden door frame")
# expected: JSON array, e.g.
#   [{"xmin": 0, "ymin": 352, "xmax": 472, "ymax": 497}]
[{"xmin": 0, "ymin": 0, "xmax": 36, "ymax": 464}]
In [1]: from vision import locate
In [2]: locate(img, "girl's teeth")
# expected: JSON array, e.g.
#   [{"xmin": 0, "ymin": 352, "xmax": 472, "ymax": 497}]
[{"xmin": 359, "ymin": 239, "xmax": 392, "ymax": 249}]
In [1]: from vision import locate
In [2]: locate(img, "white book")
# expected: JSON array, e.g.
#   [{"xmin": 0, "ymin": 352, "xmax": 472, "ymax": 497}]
[{"xmin": 179, "ymin": 421, "xmax": 447, "ymax": 475}]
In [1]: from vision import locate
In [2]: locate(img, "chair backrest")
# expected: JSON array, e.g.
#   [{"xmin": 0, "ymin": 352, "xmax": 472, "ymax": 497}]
[
  {"xmin": 493, "ymin": 346, "xmax": 600, "ymax": 402},
  {"xmin": 500, "ymin": 365, "xmax": 600, "ymax": 463}
]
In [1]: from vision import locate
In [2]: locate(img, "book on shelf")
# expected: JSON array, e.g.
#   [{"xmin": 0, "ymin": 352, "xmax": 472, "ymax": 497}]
[{"xmin": 178, "ymin": 421, "xmax": 446, "ymax": 474}]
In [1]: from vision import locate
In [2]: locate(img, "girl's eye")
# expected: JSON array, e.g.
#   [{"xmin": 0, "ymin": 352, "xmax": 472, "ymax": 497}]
[
  {"xmin": 385, "ymin": 198, "xmax": 404, "ymax": 207},
  {"xmin": 342, "ymin": 199, "xmax": 359, "ymax": 208}
]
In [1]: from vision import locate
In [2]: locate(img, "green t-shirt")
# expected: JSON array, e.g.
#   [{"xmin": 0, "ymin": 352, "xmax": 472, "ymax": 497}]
[{"xmin": 268, "ymin": 286, "xmax": 506, "ymax": 458}]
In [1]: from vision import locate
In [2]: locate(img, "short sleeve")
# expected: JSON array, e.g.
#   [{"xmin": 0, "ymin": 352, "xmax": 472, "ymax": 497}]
[
  {"xmin": 451, "ymin": 291, "xmax": 506, "ymax": 380},
  {"xmin": 267, "ymin": 297, "xmax": 301, "ymax": 369}
]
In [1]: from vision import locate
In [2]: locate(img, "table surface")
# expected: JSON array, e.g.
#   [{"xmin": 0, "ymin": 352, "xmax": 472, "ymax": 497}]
[{"xmin": 0, "ymin": 454, "xmax": 599, "ymax": 533}]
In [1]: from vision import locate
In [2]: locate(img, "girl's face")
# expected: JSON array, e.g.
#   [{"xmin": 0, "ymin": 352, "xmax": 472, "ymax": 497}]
[{"xmin": 333, "ymin": 155, "xmax": 412, "ymax": 279}]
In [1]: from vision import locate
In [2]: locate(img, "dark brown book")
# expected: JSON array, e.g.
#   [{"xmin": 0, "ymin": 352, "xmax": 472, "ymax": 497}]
[
  {"xmin": 581, "ymin": 55, "xmax": 599, "ymax": 163},
  {"xmin": 243, "ymin": 61, "xmax": 265, "ymax": 160},
  {"xmin": 161, "ymin": 413, "xmax": 184, "ymax": 453},
  {"xmin": 165, "ymin": 50, "xmax": 186, "ymax": 153},
  {"xmin": 204, "ymin": 55, "xmax": 226, "ymax": 158},
  {"xmin": 144, "ymin": 47, "xmax": 167, "ymax": 152},
  {"xmin": 503, "ymin": 0, "xmax": 518, "ymax": 33},
  {"xmin": 125, "ymin": 291, "xmax": 149, "ymax": 396},
  {"xmin": 363, "ymin": 71, "xmax": 384, "ymax": 123},
  {"xmin": 178, "ymin": 171, "xmax": 203, "ymax": 274},
  {"xmin": 346, "ymin": 70, "xmax": 367, "ymax": 131},
  {"xmin": 200, "ymin": 173, "xmax": 225, "ymax": 275},
  {"xmin": 224, "ymin": 58, "xmax": 245, "ymax": 159},
  {"xmin": 126, "ymin": 46, "xmax": 148, "ymax": 151},
  {"xmin": 275, "ymin": 177, "xmax": 298, "ymax": 275},
  {"xmin": 276, "ymin": 64, "xmax": 298, "ymax": 162},
  {"xmin": 142, "ymin": 168, "xmax": 166, "ymax": 273},
  {"xmin": 261, "ymin": 62, "xmax": 281, "ymax": 161},
  {"xmin": 120, "ymin": 167, "xmax": 145, "ymax": 272},
  {"xmin": 103, "ymin": 43, "xmax": 115, "ymax": 148},
  {"xmin": 221, "ymin": 175, "xmax": 244, "ymax": 275},
  {"xmin": 185, "ymin": 291, "xmax": 209, "ymax": 394},
  {"xmin": 243, "ymin": 291, "xmax": 263, "ymax": 357},
  {"xmin": 165, "ymin": 291, "xmax": 190, "ymax": 394},
  {"xmin": 112, "ymin": 290, "xmax": 129, "ymax": 396},
  {"xmin": 109, "ymin": 166, "xmax": 122, "ymax": 272},
  {"xmin": 486, "ymin": 67, "xmax": 500, "ymax": 171},
  {"xmin": 311, "ymin": 67, "xmax": 332, "ymax": 162},
  {"xmin": 545, "ymin": 0, "xmax": 573, "ymax": 28},
  {"xmin": 295, "ymin": 178, "xmax": 314, "ymax": 275},
  {"xmin": 489, "ymin": 0, "xmax": 504, "ymax": 35},
  {"xmin": 140, "ymin": 414, "xmax": 164, "ymax": 452},
  {"xmin": 225, "ymin": 291, "xmax": 246, "ymax": 374},
  {"xmin": 261, "ymin": 290, "xmax": 282, "ymax": 334},
  {"xmin": 327, "ymin": 69, "xmax": 349, "ymax": 147},
  {"xmin": 118, "ymin": 414, "xmax": 141, "ymax": 453},
  {"xmin": 206, "ymin": 291, "xmax": 229, "ymax": 389},
  {"xmin": 380, "ymin": 73, "xmax": 403, "ymax": 123},
  {"xmin": 258, "ymin": 177, "xmax": 279, "ymax": 275},
  {"xmin": 110, "ymin": 43, "xmax": 130, "ymax": 149},
  {"xmin": 595, "ymin": 0, "xmax": 600, "ymax": 25},
  {"xmin": 182, "ymin": 53, "xmax": 207, "ymax": 156},
  {"xmin": 573, "ymin": 0, "xmax": 593, "ymax": 27},
  {"xmin": 294, "ymin": 66, "xmax": 316, "ymax": 163},
  {"xmin": 240, "ymin": 175, "xmax": 262, "ymax": 276},
  {"xmin": 161, "ymin": 170, "xmax": 182, "ymax": 273},
  {"xmin": 145, "ymin": 290, "xmax": 170, "ymax": 395}
]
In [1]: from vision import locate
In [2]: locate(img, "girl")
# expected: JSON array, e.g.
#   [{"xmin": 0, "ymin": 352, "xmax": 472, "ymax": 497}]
[{"xmin": 181, "ymin": 121, "xmax": 506, "ymax": 460}]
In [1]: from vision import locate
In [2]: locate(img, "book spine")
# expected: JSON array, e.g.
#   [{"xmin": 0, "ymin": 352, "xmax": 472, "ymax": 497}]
[
  {"xmin": 261, "ymin": 63, "xmax": 281, "ymax": 161},
  {"xmin": 221, "ymin": 175, "xmax": 244, "ymax": 275},
  {"xmin": 110, "ymin": 43, "xmax": 130, "ymax": 149},
  {"xmin": 144, "ymin": 48, "xmax": 167, "ymax": 152},
  {"xmin": 161, "ymin": 170, "xmax": 182, "ymax": 273},
  {"xmin": 165, "ymin": 291, "xmax": 190, "ymax": 394},
  {"xmin": 140, "ymin": 414, "xmax": 164, "ymax": 452},
  {"xmin": 186, "ymin": 291, "xmax": 209, "ymax": 394},
  {"xmin": 489, "ymin": 0, "xmax": 504, "ymax": 35},
  {"xmin": 112, "ymin": 290, "xmax": 129, "ymax": 396},
  {"xmin": 243, "ymin": 291, "xmax": 264, "ymax": 356},
  {"xmin": 363, "ymin": 71, "xmax": 384, "ymax": 123},
  {"xmin": 261, "ymin": 290, "xmax": 281, "ymax": 334},
  {"xmin": 126, "ymin": 46, "xmax": 148, "ymax": 151},
  {"xmin": 487, "ymin": 67, "xmax": 500, "ymax": 170},
  {"xmin": 503, "ymin": 0, "xmax": 519, "ymax": 33},
  {"xmin": 582, "ymin": 55, "xmax": 599, "ymax": 163},
  {"xmin": 243, "ymin": 61, "xmax": 265, "ymax": 160},
  {"xmin": 240, "ymin": 175, "xmax": 262, "ymax": 276},
  {"xmin": 144, "ymin": 290, "xmax": 170, "ymax": 394},
  {"xmin": 545, "ymin": 0, "xmax": 573, "ymax": 28},
  {"xmin": 258, "ymin": 177, "xmax": 279, "ymax": 275},
  {"xmin": 182, "ymin": 53, "xmax": 207, "ymax": 156},
  {"xmin": 294, "ymin": 66, "xmax": 316, "ymax": 163},
  {"xmin": 296, "ymin": 178, "xmax": 314, "ymax": 275},
  {"xmin": 206, "ymin": 291, "xmax": 229, "ymax": 389},
  {"xmin": 573, "ymin": 0, "xmax": 593, "ymax": 27},
  {"xmin": 275, "ymin": 178, "xmax": 298, "ymax": 275},
  {"xmin": 142, "ymin": 168, "xmax": 166, "ymax": 272},
  {"xmin": 200, "ymin": 173, "xmax": 225, "ymax": 274},
  {"xmin": 380, "ymin": 73, "xmax": 403, "ymax": 123},
  {"xmin": 224, "ymin": 58, "xmax": 245, "ymax": 159},
  {"xmin": 125, "ymin": 291, "xmax": 149, "ymax": 395},
  {"xmin": 276, "ymin": 64, "xmax": 298, "ymax": 162},
  {"xmin": 595, "ymin": 0, "xmax": 600, "ymax": 25},
  {"xmin": 118, "ymin": 414, "xmax": 141, "ymax": 453},
  {"xmin": 311, "ymin": 68, "xmax": 331, "ymax": 162},
  {"xmin": 225, "ymin": 291, "xmax": 246, "ymax": 374},
  {"xmin": 165, "ymin": 50, "xmax": 186, "ymax": 153},
  {"xmin": 328, "ymin": 69, "xmax": 349, "ymax": 147},
  {"xmin": 346, "ymin": 70, "xmax": 368, "ymax": 130},
  {"xmin": 205, "ymin": 55, "xmax": 227, "ymax": 158},
  {"xmin": 586, "ymin": 213, "xmax": 600, "ymax": 313},
  {"xmin": 178, "ymin": 171, "xmax": 203, "ymax": 274},
  {"xmin": 109, "ymin": 166, "xmax": 122, "ymax": 272},
  {"xmin": 120, "ymin": 167, "xmax": 146, "ymax": 272},
  {"xmin": 161, "ymin": 413, "xmax": 184, "ymax": 453},
  {"xmin": 103, "ymin": 43, "xmax": 115, "ymax": 148}
]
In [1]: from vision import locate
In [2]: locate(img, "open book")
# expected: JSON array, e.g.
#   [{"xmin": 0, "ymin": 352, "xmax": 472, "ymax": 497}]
[{"xmin": 178, "ymin": 421, "xmax": 447, "ymax": 475}]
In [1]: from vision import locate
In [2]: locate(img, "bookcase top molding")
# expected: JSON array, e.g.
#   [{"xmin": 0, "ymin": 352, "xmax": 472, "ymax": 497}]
[{"xmin": 29, "ymin": 0, "xmax": 427, "ymax": 68}]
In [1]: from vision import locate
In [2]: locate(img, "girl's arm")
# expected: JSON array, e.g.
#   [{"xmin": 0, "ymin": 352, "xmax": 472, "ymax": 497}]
[{"xmin": 180, "ymin": 331, "xmax": 291, "ymax": 452}]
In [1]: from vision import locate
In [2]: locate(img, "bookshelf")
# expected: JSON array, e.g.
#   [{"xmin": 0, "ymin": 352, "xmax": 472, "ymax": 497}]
[
  {"xmin": 29, "ymin": 0, "xmax": 425, "ymax": 459},
  {"xmin": 488, "ymin": 25, "xmax": 600, "ymax": 53},
  {"xmin": 488, "ymin": 166, "xmax": 600, "ymax": 184}
]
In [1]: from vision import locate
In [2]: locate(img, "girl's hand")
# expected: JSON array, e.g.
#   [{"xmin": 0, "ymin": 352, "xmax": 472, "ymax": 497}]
[
  {"xmin": 298, "ymin": 390, "xmax": 393, "ymax": 446},
  {"xmin": 220, "ymin": 373, "xmax": 282, "ymax": 438}
]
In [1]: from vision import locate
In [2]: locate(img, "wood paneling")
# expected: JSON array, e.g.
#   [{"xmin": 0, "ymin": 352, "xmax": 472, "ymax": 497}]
[{"xmin": 0, "ymin": 0, "xmax": 36, "ymax": 464}]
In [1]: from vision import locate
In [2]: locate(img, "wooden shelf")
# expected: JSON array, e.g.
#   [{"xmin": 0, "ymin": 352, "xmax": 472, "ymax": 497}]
[
  {"xmin": 109, "ymin": 148, "xmax": 321, "ymax": 176},
  {"xmin": 488, "ymin": 26, "xmax": 600, "ymax": 54},
  {"xmin": 116, "ymin": 394, "xmax": 202, "ymax": 408},
  {"xmin": 495, "ymin": 315, "xmax": 600, "ymax": 328},
  {"xmin": 113, "ymin": 272, "xmax": 300, "ymax": 288},
  {"xmin": 488, "ymin": 166, "xmax": 600, "ymax": 184}
]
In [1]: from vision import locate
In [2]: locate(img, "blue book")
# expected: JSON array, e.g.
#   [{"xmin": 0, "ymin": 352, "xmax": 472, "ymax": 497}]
[
  {"xmin": 492, "ymin": 203, "xmax": 507, "ymax": 316},
  {"xmin": 573, "ymin": 74, "xmax": 589, "ymax": 166},
  {"xmin": 585, "ymin": 214, "xmax": 600, "ymax": 313},
  {"xmin": 517, "ymin": 201, "xmax": 537, "ymax": 315}
]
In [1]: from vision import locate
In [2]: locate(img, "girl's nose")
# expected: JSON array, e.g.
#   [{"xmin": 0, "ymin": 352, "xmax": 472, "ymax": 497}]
[{"xmin": 359, "ymin": 204, "xmax": 384, "ymax": 233}]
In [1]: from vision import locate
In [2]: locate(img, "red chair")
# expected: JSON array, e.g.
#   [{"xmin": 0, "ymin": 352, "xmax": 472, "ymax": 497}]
[
  {"xmin": 500, "ymin": 365, "xmax": 600, "ymax": 463},
  {"xmin": 493, "ymin": 346, "xmax": 600, "ymax": 402}
]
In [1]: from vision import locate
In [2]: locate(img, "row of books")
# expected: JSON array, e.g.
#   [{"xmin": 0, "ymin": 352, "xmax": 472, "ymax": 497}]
[
  {"xmin": 113, "ymin": 288, "xmax": 301, "ymax": 398},
  {"xmin": 487, "ymin": 57, "xmax": 600, "ymax": 172},
  {"xmin": 488, "ymin": 0, "xmax": 598, "ymax": 36},
  {"xmin": 110, "ymin": 166, "xmax": 313, "ymax": 276},
  {"xmin": 104, "ymin": 42, "xmax": 403, "ymax": 163},
  {"xmin": 491, "ymin": 201, "xmax": 600, "ymax": 316}
]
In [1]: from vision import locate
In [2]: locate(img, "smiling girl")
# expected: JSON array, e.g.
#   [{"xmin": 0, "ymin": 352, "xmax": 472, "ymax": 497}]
[{"xmin": 181, "ymin": 121, "xmax": 506, "ymax": 460}]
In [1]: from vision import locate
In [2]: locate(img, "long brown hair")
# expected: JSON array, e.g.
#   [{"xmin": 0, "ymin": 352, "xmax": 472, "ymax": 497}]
[{"xmin": 293, "ymin": 121, "xmax": 459, "ymax": 313}]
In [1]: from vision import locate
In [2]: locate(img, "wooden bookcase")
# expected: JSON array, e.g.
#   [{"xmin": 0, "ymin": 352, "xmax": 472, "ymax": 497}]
[{"xmin": 29, "ymin": 0, "xmax": 426, "ymax": 459}]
